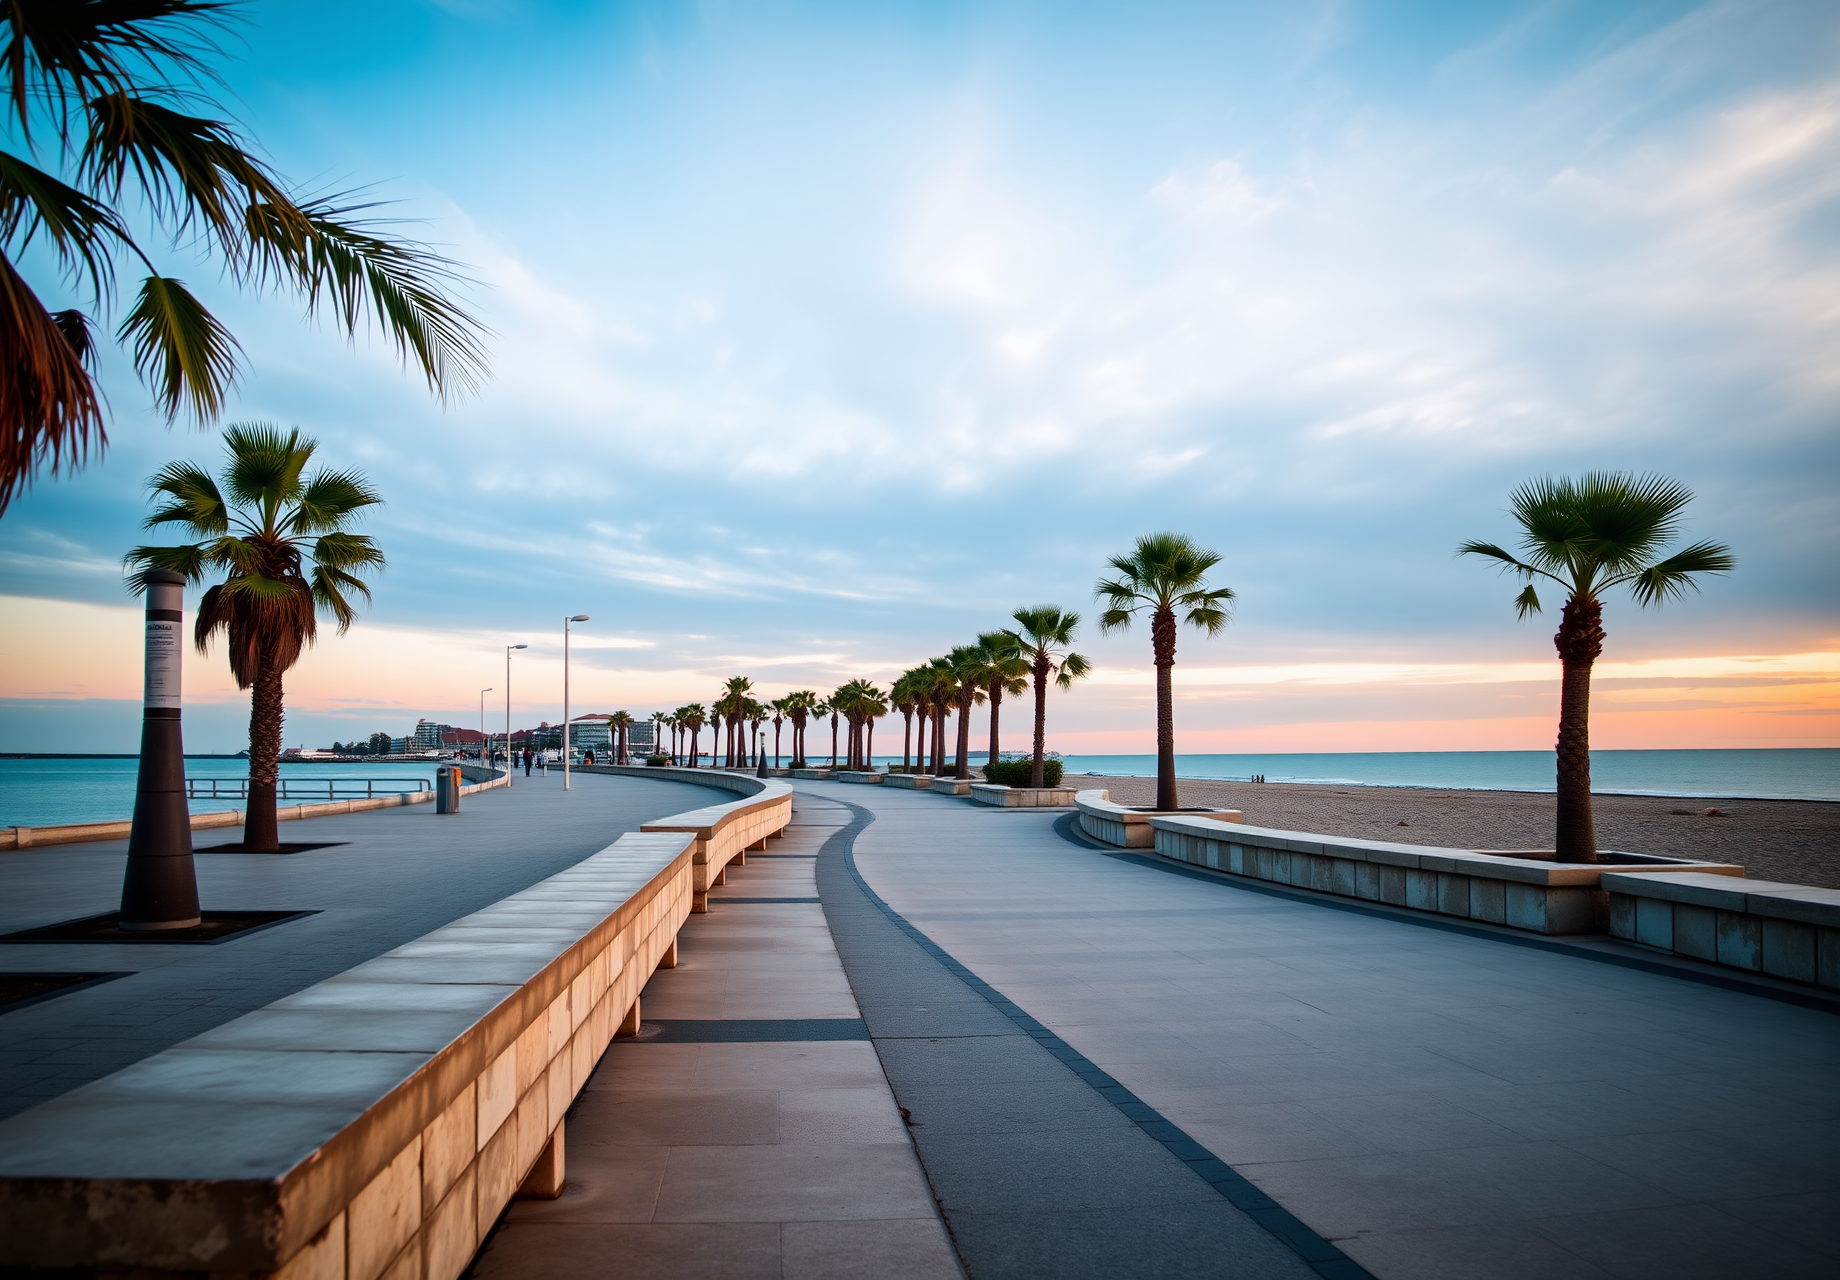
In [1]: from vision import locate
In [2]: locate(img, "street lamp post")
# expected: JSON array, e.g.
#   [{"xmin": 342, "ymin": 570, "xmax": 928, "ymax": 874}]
[
  {"xmin": 479, "ymin": 688, "xmax": 493, "ymax": 762},
  {"xmin": 505, "ymin": 644, "xmax": 527, "ymax": 783},
  {"xmin": 563, "ymin": 614, "xmax": 590, "ymax": 791}
]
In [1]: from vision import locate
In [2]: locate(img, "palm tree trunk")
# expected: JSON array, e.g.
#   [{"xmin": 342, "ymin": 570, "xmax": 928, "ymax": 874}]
[
  {"xmin": 902, "ymin": 711, "xmax": 912, "ymax": 771},
  {"xmin": 1554, "ymin": 596, "xmax": 1604, "ymax": 862},
  {"xmin": 987, "ymin": 685, "xmax": 1002, "ymax": 779},
  {"xmin": 830, "ymin": 715, "xmax": 838, "ymax": 767},
  {"xmin": 932, "ymin": 706, "xmax": 946, "ymax": 775},
  {"xmin": 867, "ymin": 719, "xmax": 875, "ymax": 769},
  {"xmin": 245, "ymin": 658, "xmax": 285, "ymax": 851},
  {"xmin": 1153, "ymin": 605, "xmax": 1178, "ymax": 812},
  {"xmin": 915, "ymin": 707, "xmax": 927, "ymax": 772},
  {"xmin": 954, "ymin": 693, "xmax": 973, "ymax": 779},
  {"xmin": 1030, "ymin": 658, "xmax": 1048, "ymax": 789}
]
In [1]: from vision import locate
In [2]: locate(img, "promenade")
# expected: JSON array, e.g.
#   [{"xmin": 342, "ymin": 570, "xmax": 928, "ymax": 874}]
[{"xmin": 2, "ymin": 769, "xmax": 1833, "ymax": 1279}]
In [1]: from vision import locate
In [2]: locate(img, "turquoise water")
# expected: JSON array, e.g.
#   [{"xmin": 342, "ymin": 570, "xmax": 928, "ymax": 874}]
[
  {"xmin": 0, "ymin": 758, "xmax": 441, "ymax": 828},
  {"xmin": 1051, "ymin": 749, "xmax": 1839, "ymax": 801}
]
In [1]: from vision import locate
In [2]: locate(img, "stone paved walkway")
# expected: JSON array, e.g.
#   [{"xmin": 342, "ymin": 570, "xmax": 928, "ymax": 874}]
[
  {"xmin": 817, "ymin": 779, "xmax": 1839, "ymax": 1280},
  {"xmin": 473, "ymin": 800, "xmax": 961, "ymax": 1280},
  {"xmin": 0, "ymin": 769, "xmax": 711, "ymax": 1120}
]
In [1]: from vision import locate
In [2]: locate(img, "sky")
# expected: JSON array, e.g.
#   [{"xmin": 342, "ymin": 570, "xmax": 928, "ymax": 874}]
[{"xmin": 1, "ymin": 0, "xmax": 1836, "ymax": 756}]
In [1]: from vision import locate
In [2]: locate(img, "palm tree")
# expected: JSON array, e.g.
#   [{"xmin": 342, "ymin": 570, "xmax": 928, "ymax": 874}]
[
  {"xmin": 1005, "ymin": 607, "xmax": 1091, "ymax": 789},
  {"xmin": 920, "ymin": 659, "xmax": 955, "ymax": 775},
  {"xmin": 825, "ymin": 696, "xmax": 840, "ymax": 767},
  {"xmin": 126, "ymin": 424, "xmax": 382, "ymax": 850},
  {"xmin": 1461, "ymin": 473, "xmax": 1734, "ymax": 861},
  {"xmin": 0, "ymin": 3, "xmax": 489, "ymax": 516},
  {"xmin": 770, "ymin": 697, "xmax": 788, "ymax": 768},
  {"xmin": 610, "ymin": 710, "xmax": 633, "ymax": 763},
  {"xmin": 651, "ymin": 711, "xmax": 667, "ymax": 760},
  {"xmin": 946, "ymin": 645, "xmax": 991, "ymax": 780},
  {"xmin": 976, "ymin": 631, "xmax": 1029, "ymax": 777},
  {"xmin": 680, "ymin": 703, "xmax": 707, "ymax": 767},
  {"xmin": 784, "ymin": 690, "xmax": 819, "ymax": 767},
  {"xmin": 892, "ymin": 674, "xmax": 918, "ymax": 772},
  {"xmin": 745, "ymin": 697, "xmax": 767, "ymax": 767},
  {"xmin": 1096, "ymin": 533, "xmax": 1235, "ymax": 811}
]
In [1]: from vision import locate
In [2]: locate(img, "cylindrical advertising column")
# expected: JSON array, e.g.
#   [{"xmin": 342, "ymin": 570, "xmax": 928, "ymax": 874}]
[{"xmin": 119, "ymin": 570, "xmax": 201, "ymax": 930}]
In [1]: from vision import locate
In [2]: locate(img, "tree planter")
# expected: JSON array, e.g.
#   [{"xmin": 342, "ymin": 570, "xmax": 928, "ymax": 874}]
[
  {"xmin": 1076, "ymin": 790, "xmax": 1241, "ymax": 847},
  {"xmin": 971, "ymin": 784, "xmax": 1078, "ymax": 808},
  {"xmin": 789, "ymin": 768, "xmax": 832, "ymax": 780},
  {"xmin": 930, "ymin": 777, "xmax": 973, "ymax": 795},
  {"xmin": 1146, "ymin": 809, "xmax": 1745, "ymax": 936},
  {"xmin": 833, "ymin": 771, "xmax": 884, "ymax": 784},
  {"xmin": 883, "ymin": 774, "xmax": 934, "ymax": 789}
]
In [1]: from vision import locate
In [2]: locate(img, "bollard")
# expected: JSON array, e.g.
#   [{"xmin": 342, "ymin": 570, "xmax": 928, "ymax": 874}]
[{"xmin": 120, "ymin": 570, "xmax": 201, "ymax": 929}]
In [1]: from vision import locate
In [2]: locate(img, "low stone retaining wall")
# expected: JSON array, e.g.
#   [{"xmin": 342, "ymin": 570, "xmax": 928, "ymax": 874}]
[
  {"xmin": 0, "ymin": 828, "xmax": 695, "ymax": 1279},
  {"xmin": 789, "ymin": 768, "xmax": 832, "ymax": 780},
  {"xmin": 930, "ymin": 777, "xmax": 973, "ymax": 796},
  {"xmin": 1074, "ymin": 790, "xmax": 1242, "ymax": 844},
  {"xmin": 832, "ymin": 771, "xmax": 884, "ymax": 785},
  {"xmin": 1, "ymin": 768, "xmax": 509, "ymax": 851},
  {"xmin": 579, "ymin": 766, "xmax": 793, "ymax": 913},
  {"xmin": 1605, "ymin": 871, "xmax": 1840, "ymax": 989},
  {"xmin": 970, "ymin": 784, "xmax": 1079, "ymax": 808},
  {"xmin": 883, "ymin": 774, "xmax": 934, "ymax": 790},
  {"xmin": 1147, "ymin": 814, "xmax": 1743, "ymax": 936}
]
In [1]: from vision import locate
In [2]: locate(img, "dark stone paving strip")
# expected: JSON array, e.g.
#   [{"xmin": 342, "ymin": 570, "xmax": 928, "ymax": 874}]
[
  {"xmin": 811, "ymin": 795, "xmax": 1363, "ymax": 1280},
  {"xmin": 643, "ymin": 1018, "xmax": 870, "ymax": 1042}
]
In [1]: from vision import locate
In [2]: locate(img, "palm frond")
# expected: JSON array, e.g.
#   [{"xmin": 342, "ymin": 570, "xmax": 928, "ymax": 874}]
[
  {"xmin": 1456, "ymin": 540, "xmax": 1534, "ymax": 574},
  {"xmin": 119, "ymin": 273, "xmax": 241, "ymax": 420},
  {"xmin": 1623, "ymin": 540, "xmax": 1736, "ymax": 607},
  {"xmin": 310, "ymin": 530, "xmax": 384, "ymax": 573},
  {"xmin": 310, "ymin": 563, "xmax": 371, "ymax": 630},
  {"xmin": 123, "ymin": 540, "xmax": 208, "ymax": 584},
  {"xmin": 51, "ymin": 307, "xmax": 94, "ymax": 365},
  {"xmin": 0, "ymin": 247, "xmax": 103, "ymax": 510},
  {"xmin": 1054, "ymin": 652, "xmax": 1092, "ymax": 689},
  {"xmin": 142, "ymin": 457, "xmax": 226, "ymax": 531},
  {"xmin": 1513, "ymin": 583, "xmax": 1541, "ymax": 618},
  {"xmin": 259, "ymin": 197, "xmax": 491, "ymax": 400},
  {"xmin": 0, "ymin": 148, "xmax": 138, "ymax": 296},
  {"xmin": 2, "ymin": 0, "xmax": 235, "ymax": 143}
]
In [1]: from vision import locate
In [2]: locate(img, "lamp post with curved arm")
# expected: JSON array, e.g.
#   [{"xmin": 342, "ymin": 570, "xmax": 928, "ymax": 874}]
[{"xmin": 505, "ymin": 644, "xmax": 526, "ymax": 782}]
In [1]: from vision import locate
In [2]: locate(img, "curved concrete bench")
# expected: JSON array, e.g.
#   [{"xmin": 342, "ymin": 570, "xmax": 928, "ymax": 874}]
[
  {"xmin": 579, "ymin": 766, "xmax": 793, "ymax": 913},
  {"xmin": 1075, "ymin": 789, "xmax": 1243, "ymax": 846},
  {"xmin": 0, "ymin": 765, "xmax": 787, "ymax": 1279},
  {"xmin": 1148, "ymin": 813, "xmax": 1744, "ymax": 936}
]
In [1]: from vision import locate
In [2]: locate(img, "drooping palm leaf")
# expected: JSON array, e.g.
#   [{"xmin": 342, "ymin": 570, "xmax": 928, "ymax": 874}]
[
  {"xmin": 0, "ymin": 248, "xmax": 102, "ymax": 509},
  {"xmin": 119, "ymin": 273, "xmax": 241, "ymax": 420}
]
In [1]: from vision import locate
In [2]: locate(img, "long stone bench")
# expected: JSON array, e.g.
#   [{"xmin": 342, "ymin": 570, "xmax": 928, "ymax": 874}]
[
  {"xmin": 883, "ymin": 773, "xmax": 934, "ymax": 789},
  {"xmin": 2, "ymin": 768, "xmax": 509, "ymax": 851},
  {"xmin": 0, "ymin": 828, "xmax": 694, "ymax": 1279},
  {"xmin": 1604, "ymin": 871, "xmax": 1840, "ymax": 989},
  {"xmin": 929, "ymin": 777, "xmax": 973, "ymax": 796},
  {"xmin": 832, "ymin": 771, "xmax": 884, "ymax": 785},
  {"xmin": 1076, "ymin": 789, "xmax": 1242, "ymax": 845},
  {"xmin": 1146, "ymin": 813, "xmax": 1743, "ymax": 936},
  {"xmin": 579, "ymin": 766, "xmax": 793, "ymax": 913},
  {"xmin": 788, "ymin": 768, "xmax": 832, "ymax": 780}
]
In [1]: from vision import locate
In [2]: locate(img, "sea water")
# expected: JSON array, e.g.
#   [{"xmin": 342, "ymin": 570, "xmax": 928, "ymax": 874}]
[
  {"xmin": 0, "ymin": 757, "xmax": 442, "ymax": 828},
  {"xmin": 1051, "ymin": 749, "xmax": 1839, "ymax": 801}
]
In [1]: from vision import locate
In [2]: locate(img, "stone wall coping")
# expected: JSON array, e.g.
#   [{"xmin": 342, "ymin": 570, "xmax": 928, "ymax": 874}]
[
  {"xmin": 832, "ymin": 771, "xmax": 885, "ymax": 784},
  {"xmin": 0, "ymin": 829, "xmax": 694, "ymax": 1272},
  {"xmin": 1075, "ymin": 790, "xmax": 1242, "ymax": 825},
  {"xmin": 1602, "ymin": 871, "xmax": 1840, "ymax": 926},
  {"xmin": 1147, "ymin": 814, "xmax": 1744, "ymax": 886},
  {"xmin": 883, "ymin": 774, "xmax": 934, "ymax": 789}
]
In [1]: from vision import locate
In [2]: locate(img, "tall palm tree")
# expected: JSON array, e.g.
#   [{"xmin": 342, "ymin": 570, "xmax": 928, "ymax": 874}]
[
  {"xmin": 946, "ymin": 645, "xmax": 991, "ymax": 780},
  {"xmin": 825, "ymin": 696, "xmax": 840, "ymax": 768},
  {"xmin": 924, "ymin": 658, "xmax": 957, "ymax": 775},
  {"xmin": 745, "ymin": 697, "xmax": 767, "ymax": 767},
  {"xmin": 770, "ymin": 697, "xmax": 788, "ymax": 767},
  {"xmin": 126, "ymin": 423, "xmax": 382, "ymax": 850},
  {"xmin": 784, "ymin": 690, "xmax": 819, "ymax": 767},
  {"xmin": 976, "ymin": 630, "xmax": 1029, "ymax": 776},
  {"xmin": 651, "ymin": 711, "xmax": 667, "ymax": 760},
  {"xmin": 0, "ymin": 2, "xmax": 489, "ymax": 516},
  {"xmin": 1005, "ymin": 607, "xmax": 1091, "ymax": 789},
  {"xmin": 891, "ymin": 674, "xmax": 918, "ymax": 772},
  {"xmin": 1096, "ymin": 533, "xmax": 1235, "ymax": 811},
  {"xmin": 1461, "ymin": 473, "xmax": 1733, "ymax": 861},
  {"xmin": 610, "ymin": 710, "xmax": 633, "ymax": 763},
  {"xmin": 680, "ymin": 703, "xmax": 707, "ymax": 767}
]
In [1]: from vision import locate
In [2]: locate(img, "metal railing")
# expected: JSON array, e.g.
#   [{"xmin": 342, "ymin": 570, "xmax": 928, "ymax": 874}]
[{"xmin": 185, "ymin": 778, "xmax": 433, "ymax": 801}]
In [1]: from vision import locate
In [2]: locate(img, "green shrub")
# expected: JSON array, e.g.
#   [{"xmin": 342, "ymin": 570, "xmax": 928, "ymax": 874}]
[
  {"xmin": 645, "ymin": 755, "xmax": 670, "ymax": 767},
  {"xmin": 982, "ymin": 758, "xmax": 1063, "ymax": 787}
]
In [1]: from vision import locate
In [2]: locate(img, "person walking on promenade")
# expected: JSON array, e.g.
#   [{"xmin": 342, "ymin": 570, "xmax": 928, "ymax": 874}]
[{"xmin": 523, "ymin": 749, "xmax": 532, "ymax": 777}]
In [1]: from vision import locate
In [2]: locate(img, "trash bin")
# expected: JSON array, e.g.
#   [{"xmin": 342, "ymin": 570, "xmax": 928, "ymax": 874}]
[{"xmin": 436, "ymin": 766, "xmax": 462, "ymax": 814}]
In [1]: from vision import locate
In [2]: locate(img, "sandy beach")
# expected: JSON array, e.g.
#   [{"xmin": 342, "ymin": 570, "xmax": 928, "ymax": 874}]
[{"xmin": 1089, "ymin": 776, "xmax": 1840, "ymax": 889}]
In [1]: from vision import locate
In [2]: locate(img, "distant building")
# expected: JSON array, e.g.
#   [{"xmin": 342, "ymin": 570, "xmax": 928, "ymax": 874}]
[
  {"xmin": 390, "ymin": 736, "xmax": 411, "ymax": 755},
  {"xmin": 569, "ymin": 715, "xmax": 614, "ymax": 753},
  {"xmin": 628, "ymin": 720, "xmax": 655, "ymax": 753},
  {"xmin": 411, "ymin": 719, "xmax": 455, "ymax": 751}
]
